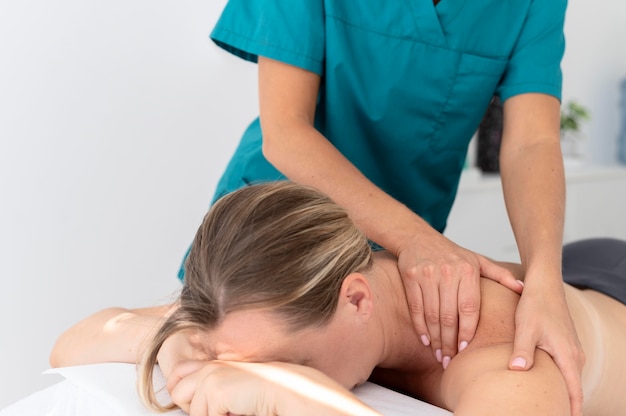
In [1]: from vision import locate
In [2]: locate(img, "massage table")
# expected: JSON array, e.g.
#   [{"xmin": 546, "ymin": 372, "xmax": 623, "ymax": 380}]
[{"xmin": 0, "ymin": 363, "xmax": 452, "ymax": 415}]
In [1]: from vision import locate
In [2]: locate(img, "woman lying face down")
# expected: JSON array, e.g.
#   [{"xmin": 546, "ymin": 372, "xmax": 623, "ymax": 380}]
[{"xmin": 52, "ymin": 182, "xmax": 626, "ymax": 415}]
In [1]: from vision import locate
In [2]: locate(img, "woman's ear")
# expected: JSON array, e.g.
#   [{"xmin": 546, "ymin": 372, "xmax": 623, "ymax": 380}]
[{"xmin": 338, "ymin": 273, "xmax": 374, "ymax": 317}]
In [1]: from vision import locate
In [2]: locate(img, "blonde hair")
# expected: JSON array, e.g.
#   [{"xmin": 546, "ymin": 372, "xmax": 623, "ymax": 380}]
[{"xmin": 138, "ymin": 181, "xmax": 373, "ymax": 410}]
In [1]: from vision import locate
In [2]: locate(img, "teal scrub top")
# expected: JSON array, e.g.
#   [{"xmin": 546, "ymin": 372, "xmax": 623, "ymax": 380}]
[{"xmin": 179, "ymin": 0, "xmax": 566, "ymax": 279}]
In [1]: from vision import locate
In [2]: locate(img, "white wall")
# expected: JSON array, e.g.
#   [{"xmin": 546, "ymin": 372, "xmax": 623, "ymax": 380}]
[
  {"xmin": 0, "ymin": 0, "xmax": 624, "ymax": 409},
  {"xmin": 0, "ymin": 0, "xmax": 257, "ymax": 408},
  {"xmin": 561, "ymin": 0, "xmax": 626, "ymax": 164}
]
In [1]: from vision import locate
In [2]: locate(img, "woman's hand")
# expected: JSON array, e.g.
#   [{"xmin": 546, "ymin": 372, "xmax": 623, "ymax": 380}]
[
  {"xmin": 168, "ymin": 360, "xmax": 278, "ymax": 416},
  {"xmin": 397, "ymin": 233, "xmax": 524, "ymax": 367},
  {"xmin": 157, "ymin": 329, "xmax": 210, "ymax": 379},
  {"xmin": 167, "ymin": 360, "xmax": 382, "ymax": 416},
  {"xmin": 509, "ymin": 276, "xmax": 585, "ymax": 416}
]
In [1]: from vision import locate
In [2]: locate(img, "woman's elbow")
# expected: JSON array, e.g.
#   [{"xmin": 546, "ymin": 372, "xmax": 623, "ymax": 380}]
[
  {"xmin": 49, "ymin": 332, "xmax": 72, "ymax": 368},
  {"xmin": 48, "ymin": 307, "xmax": 134, "ymax": 368}
]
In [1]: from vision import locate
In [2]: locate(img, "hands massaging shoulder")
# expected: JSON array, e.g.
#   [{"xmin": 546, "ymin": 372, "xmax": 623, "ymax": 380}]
[{"xmin": 50, "ymin": 182, "xmax": 626, "ymax": 416}]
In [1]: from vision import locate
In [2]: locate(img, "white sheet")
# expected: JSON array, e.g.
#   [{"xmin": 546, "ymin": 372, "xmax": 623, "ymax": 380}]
[{"xmin": 0, "ymin": 363, "xmax": 452, "ymax": 415}]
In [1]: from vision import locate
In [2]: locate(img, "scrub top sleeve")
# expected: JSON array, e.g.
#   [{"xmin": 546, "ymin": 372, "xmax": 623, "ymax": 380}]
[
  {"xmin": 496, "ymin": 0, "xmax": 567, "ymax": 102},
  {"xmin": 210, "ymin": 0, "xmax": 325, "ymax": 76}
]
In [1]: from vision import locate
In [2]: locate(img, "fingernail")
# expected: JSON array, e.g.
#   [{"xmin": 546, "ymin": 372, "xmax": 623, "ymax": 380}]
[
  {"xmin": 511, "ymin": 357, "xmax": 526, "ymax": 369},
  {"xmin": 442, "ymin": 356, "xmax": 451, "ymax": 370},
  {"xmin": 435, "ymin": 349, "xmax": 442, "ymax": 363},
  {"xmin": 420, "ymin": 335, "xmax": 430, "ymax": 346},
  {"xmin": 459, "ymin": 341, "xmax": 468, "ymax": 352},
  {"xmin": 516, "ymin": 279, "xmax": 525, "ymax": 287}
]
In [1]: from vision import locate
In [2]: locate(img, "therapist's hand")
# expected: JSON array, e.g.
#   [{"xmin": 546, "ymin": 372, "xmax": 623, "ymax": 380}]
[
  {"xmin": 397, "ymin": 232, "xmax": 524, "ymax": 367},
  {"xmin": 508, "ymin": 275, "xmax": 585, "ymax": 416}
]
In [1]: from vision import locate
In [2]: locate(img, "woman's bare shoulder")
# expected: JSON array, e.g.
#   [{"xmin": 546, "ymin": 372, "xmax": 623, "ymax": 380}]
[
  {"xmin": 440, "ymin": 343, "xmax": 569, "ymax": 415},
  {"xmin": 469, "ymin": 278, "xmax": 520, "ymax": 346},
  {"xmin": 438, "ymin": 279, "xmax": 570, "ymax": 415}
]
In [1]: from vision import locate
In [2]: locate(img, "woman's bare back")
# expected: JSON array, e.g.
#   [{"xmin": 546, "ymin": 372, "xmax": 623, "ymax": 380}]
[
  {"xmin": 372, "ymin": 276, "xmax": 626, "ymax": 414},
  {"xmin": 565, "ymin": 285, "xmax": 626, "ymax": 415}
]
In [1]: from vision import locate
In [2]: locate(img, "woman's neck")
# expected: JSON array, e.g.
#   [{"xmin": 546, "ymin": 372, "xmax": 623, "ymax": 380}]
[
  {"xmin": 369, "ymin": 252, "xmax": 441, "ymax": 371},
  {"xmin": 367, "ymin": 252, "xmax": 447, "ymax": 402}
]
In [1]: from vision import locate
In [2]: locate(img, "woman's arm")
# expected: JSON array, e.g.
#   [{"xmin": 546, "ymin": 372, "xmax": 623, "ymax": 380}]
[
  {"xmin": 500, "ymin": 92, "xmax": 585, "ymax": 415},
  {"xmin": 168, "ymin": 360, "xmax": 382, "ymax": 416},
  {"xmin": 50, "ymin": 304, "xmax": 174, "ymax": 367}
]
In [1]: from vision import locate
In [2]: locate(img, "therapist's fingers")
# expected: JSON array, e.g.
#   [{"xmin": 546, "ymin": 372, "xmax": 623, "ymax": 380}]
[
  {"xmin": 455, "ymin": 266, "xmax": 480, "ymax": 356},
  {"xmin": 509, "ymin": 328, "xmax": 584, "ymax": 416},
  {"xmin": 478, "ymin": 255, "xmax": 525, "ymax": 295},
  {"xmin": 509, "ymin": 299, "xmax": 538, "ymax": 373},
  {"xmin": 438, "ymin": 266, "xmax": 459, "ymax": 368},
  {"xmin": 419, "ymin": 265, "xmax": 443, "ymax": 361},
  {"xmin": 551, "ymin": 349, "xmax": 585, "ymax": 416},
  {"xmin": 403, "ymin": 274, "xmax": 431, "ymax": 347},
  {"xmin": 510, "ymin": 283, "xmax": 585, "ymax": 416}
]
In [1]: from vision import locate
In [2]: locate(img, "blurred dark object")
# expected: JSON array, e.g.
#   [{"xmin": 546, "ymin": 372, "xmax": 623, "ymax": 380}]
[
  {"xmin": 617, "ymin": 79, "xmax": 626, "ymax": 165},
  {"xmin": 477, "ymin": 96, "xmax": 503, "ymax": 173}
]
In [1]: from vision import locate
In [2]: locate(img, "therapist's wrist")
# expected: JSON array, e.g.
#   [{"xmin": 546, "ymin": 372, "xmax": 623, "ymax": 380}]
[
  {"xmin": 520, "ymin": 263, "xmax": 564, "ymax": 291},
  {"xmin": 391, "ymin": 216, "xmax": 441, "ymax": 258}
]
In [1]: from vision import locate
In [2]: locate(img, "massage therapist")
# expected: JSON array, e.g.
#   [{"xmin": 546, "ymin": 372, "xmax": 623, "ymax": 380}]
[{"xmin": 180, "ymin": 2, "xmax": 585, "ymax": 414}]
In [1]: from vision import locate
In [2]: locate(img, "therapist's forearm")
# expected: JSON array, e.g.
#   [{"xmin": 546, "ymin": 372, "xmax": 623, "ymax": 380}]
[
  {"xmin": 500, "ymin": 139, "xmax": 565, "ymax": 281},
  {"xmin": 259, "ymin": 56, "xmax": 436, "ymax": 255},
  {"xmin": 262, "ymin": 120, "xmax": 435, "ymax": 255}
]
